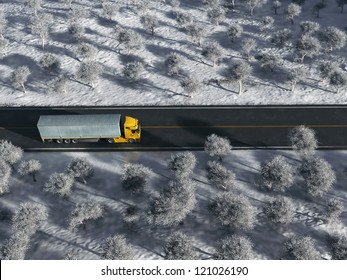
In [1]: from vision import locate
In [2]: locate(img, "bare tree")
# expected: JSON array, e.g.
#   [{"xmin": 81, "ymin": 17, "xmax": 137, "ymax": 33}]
[
  {"xmin": 30, "ymin": 13, "xmax": 53, "ymax": 49},
  {"xmin": 168, "ymin": 151, "xmax": 197, "ymax": 179},
  {"xmin": 121, "ymin": 163, "xmax": 152, "ymax": 194},
  {"xmin": 272, "ymin": 0, "xmax": 281, "ymax": 14},
  {"xmin": 68, "ymin": 7, "xmax": 89, "ymax": 22},
  {"xmin": 18, "ymin": 160, "xmax": 41, "ymax": 182},
  {"xmin": 68, "ymin": 201, "xmax": 104, "ymax": 231},
  {"xmin": 214, "ymin": 235, "xmax": 254, "ymax": 260},
  {"xmin": 77, "ymin": 43, "xmax": 98, "ymax": 61},
  {"xmin": 318, "ymin": 26, "xmax": 347, "ymax": 51},
  {"xmin": 204, "ymin": 134, "xmax": 232, "ymax": 161},
  {"xmin": 325, "ymin": 198, "xmax": 343, "ymax": 224},
  {"xmin": 67, "ymin": 158, "xmax": 93, "ymax": 184},
  {"xmin": 283, "ymin": 236, "xmax": 320, "ymax": 260},
  {"xmin": 68, "ymin": 23, "xmax": 85, "ymax": 41},
  {"xmin": 0, "ymin": 37, "xmax": 9, "ymax": 56},
  {"xmin": 286, "ymin": 67, "xmax": 305, "ymax": 92},
  {"xmin": 0, "ymin": 140, "xmax": 23, "ymax": 166},
  {"xmin": 241, "ymin": 38, "xmax": 257, "ymax": 61},
  {"xmin": 201, "ymin": 41, "xmax": 224, "ymax": 67},
  {"xmin": 313, "ymin": 2, "xmax": 326, "ymax": 18},
  {"xmin": 163, "ymin": 231, "xmax": 196, "ymax": 260},
  {"xmin": 207, "ymin": 5, "xmax": 225, "ymax": 25},
  {"xmin": 0, "ymin": 232, "xmax": 30, "ymax": 260},
  {"xmin": 123, "ymin": 62, "xmax": 144, "ymax": 82},
  {"xmin": 329, "ymin": 70, "xmax": 347, "ymax": 94},
  {"xmin": 327, "ymin": 233, "xmax": 347, "ymax": 260},
  {"xmin": 39, "ymin": 53, "xmax": 61, "ymax": 74},
  {"xmin": 209, "ymin": 193, "xmax": 256, "ymax": 230},
  {"xmin": 260, "ymin": 155, "xmax": 295, "ymax": 192},
  {"xmin": 317, "ymin": 60, "xmax": 339, "ymax": 82},
  {"xmin": 11, "ymin": 66, "xmax": 31, "ymax": 93},
  {"xmin": 166, "ymin": 52, "xmax": 184, "ymax": 76},
  {"xmin": 299, "ymin": 21, "xmax": 320, "ymax": 35},
  {"xmin": 76, "ymin": 62, "xmax": 102, "ymax": 88},
  {"xmin": 44, "ymin": 173, "xmax": 75, "ymax": 197},
  {"xmin": 48, "ymin": 74, "xmax": 68, "ymax": 94},
  {"xmin": 173, "ymin": 11, "xmax": 193, "ymax": 27},
  {"xmin": 140, "ymin": 14, "xmax": 159, "ymax": 36},
  {"xmin": 114, "ymin": 28, "xmax": 143, "ymax": 54},
  {"xmin": 12, "ymin": 202, "xmax": 48, "ymax": 236},
  {"xmin": 102, "ymin": 3, "xmax": 119, "ymax": 21},
  {"xmin": 289, "ymin": 125, "xmax": 318, "ymax": 156},
  {"xmin": 227, "ymin": 24, "xmax": 243, "ymax": 42},
  {"xmin": 25, "ymin": 0, "xmax": 42, "ymax": 16},
  {"xmin": 336, "ymin": 0, "xmax": 347, "ymax": 13},
  {"xmin": 300, "ymin": 156, "xmax": 336, "ymax": 197},
  {"xmin": 270, "ymin": 29, "xmax": 292, "ymax": 48},
  {"xmin": 263, "ymin": 197, "xmax": 295, "ymax": 226},
  {"xmin": 147, "ymin": 178, "xmax": 196, "ymax": 226},
  {"xmin": 0, "ymin": 160, "xmax": 11, "ymax": 195},
  {"xmin": 285, "ymin": 3, "xmax": 301, "ymax": 24},
  {"xmin": 206, "ymin": 160, "xmax": 236, "ymax": 191},
  {"xmin": 259, "ymin": 16, "xmax": 274, "ymax": 32},
  {"xmin": 256, "ymin": 53, "xmax": 281, "ymax": 72},
  {"xmin": 185, "ymin": 23, "xmax": 206, "ymax": 46},
  {"xmin": 180, "ymin": 75, "xmax": 199, "ymax": 97},
  {"xmin": 296, "ymin": 35, "xmax": 321, "ymax": 63},
  {"xmin": 244, "ymin": 0, "xmax": 268, "ymax": 16},
  {"xmin": 0, "ymin": 10, "xmax": 7, "ymax": 39},
  {"xmin": 225, "ymin": 60, "xmax": 251, "ymax": 94},
  {"xmin": 102, "ymin": 234, "xmax": 135, "ymax": 260}
]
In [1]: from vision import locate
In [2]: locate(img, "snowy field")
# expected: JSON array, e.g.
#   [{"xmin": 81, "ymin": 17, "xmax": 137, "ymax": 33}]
[
  {"xmin": 0, "ymin": 0, "xmax": 346, "ymax": 106},
  {"xmin": 0, "ymin": 149, "xmax": 346, "ymax": 260}
]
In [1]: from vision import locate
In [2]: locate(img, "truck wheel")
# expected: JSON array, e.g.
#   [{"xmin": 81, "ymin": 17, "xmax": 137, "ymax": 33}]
[
  {"xmin": 128, "ymin": 138, "xmax": 135, "ymax": 143},
  {"xmin": 56, "ymin": 139, "xmax": 63, "ymax": 144},
  {"xmin": 64, "ymin": 139, "xmax": 71, "ymax": 144},
  {"xmin": 107, "ymin": 138, "xmax": 114, "ymax": 143},
  {"xmin": 71, "ymin": 139, "xmax": 78, "ymax": 144}
]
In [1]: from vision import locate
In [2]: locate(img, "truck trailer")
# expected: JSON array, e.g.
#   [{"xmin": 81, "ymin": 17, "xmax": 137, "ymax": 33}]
[{"xmin": 37, "ymin": 114, "xmax": 141, "ymax": 143}]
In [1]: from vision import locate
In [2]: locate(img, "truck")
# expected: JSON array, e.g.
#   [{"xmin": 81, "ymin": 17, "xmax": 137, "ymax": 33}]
[{"xmin": 37, "ymin": 114, "xmax": 141, "ymax": 144}]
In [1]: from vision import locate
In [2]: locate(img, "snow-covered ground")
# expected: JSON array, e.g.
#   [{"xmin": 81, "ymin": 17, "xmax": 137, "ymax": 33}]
[
  {"xmin": 0, "ymin": 0, "xmax": 346, "ymax": 106},
  {"xmin": 0, "ymin": 149, "xmax": 346, "ymax": 259}
]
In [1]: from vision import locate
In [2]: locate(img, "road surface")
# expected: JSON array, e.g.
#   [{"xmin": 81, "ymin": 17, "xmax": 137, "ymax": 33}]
[{"xmin": 0, "ymin": 106, "xmax": 347, "ymax": 150}]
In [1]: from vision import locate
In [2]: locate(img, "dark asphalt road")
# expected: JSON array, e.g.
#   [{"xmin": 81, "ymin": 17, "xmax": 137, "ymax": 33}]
[{"xmin": 1, "ymin": 106, "xmax": 347, "ymax": 150}]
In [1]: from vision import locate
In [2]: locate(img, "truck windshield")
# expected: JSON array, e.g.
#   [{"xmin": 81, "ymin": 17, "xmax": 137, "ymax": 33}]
[{"xmin": 131, "ymin": 125, "xmax": 141, "ymax": 134}]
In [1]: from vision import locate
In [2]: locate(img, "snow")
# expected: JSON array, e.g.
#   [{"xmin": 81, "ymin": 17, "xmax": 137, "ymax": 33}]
[
  {"xmin": 0, "ymin": 149, "xmax": 346, "ymax": 259},
  {"xmin": 0, "ymin": 0, "xmax": 346, "ymax": 106}
]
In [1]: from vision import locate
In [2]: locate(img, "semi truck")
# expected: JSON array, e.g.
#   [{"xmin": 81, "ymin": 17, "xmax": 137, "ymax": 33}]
[{"xmin": 37, "ymin": 114, "xmax": 141, "ymax": 143}]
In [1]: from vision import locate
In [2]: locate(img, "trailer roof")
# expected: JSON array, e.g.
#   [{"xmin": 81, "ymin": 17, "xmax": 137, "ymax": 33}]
[
  {"xmin": 38, "ymin": 114, "xmax": 121, "ymax": 126},
  {"xmin": 37, "ymin": 114, "xmax": 122, "ymax": 139}
]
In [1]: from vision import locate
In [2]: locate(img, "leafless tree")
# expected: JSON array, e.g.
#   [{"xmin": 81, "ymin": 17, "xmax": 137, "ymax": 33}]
[
  {"xmin": 48, "ymin": 75, "xmax": 68, "ymax": 94},
  {"xmin": 206, "ymin": 160, "xmax": 236, "ymax": 191},
  {"xmin": 241, "ymin": 38, "xmax": 257, "ymax": 61},
  {"xmin": 300, "ymin": 156, "xmax": 336, "ymax": 197},
  {"xmin": 201, "ymin": 41, "xmax": 224, "ymax": 67},
  {"xmin": 204, "ymin": 134, "xmax": 232, "ymax": 161},
  {"xmin": 209, "ymin": 193, "xmax": 256, "ymax": 230},
  {"xmin": 44, "ymin": 173, "xmax": 75, "ymax": 197},
  {"xmin": 299, "ymin": 21, "xmax": 320, "ymax": 35},
  {"xmin": 283, "ymin": 236, "xmax": 320, "ymax": 260},
  {"xmin": 76, "ymin": 62, "xmax": 102, "ymax": 88},
  {"xmin": 270, "ymin": 29, "xmax": 292, "ymax": 48},
  {"xmin": 121, "ymin": 163, "xmax": 152, "ymax": 194},
  {"xmin": 11, "ymin": 66, "xmax": 31, "ymax": 93},
  {"xmin": 173, "ymin": 11, "xmax": 193, "ymax": 27},
  {"xmin": 102, "ymin": 3, "xmax": 119, "ymax": 21},
  {"xmin": 272, "ymin": 0, "xmax": 281, "ymax": 14},
  {"xmin": 325, "ymin": 198, "xmax": 343, "ymax": 224},
  {"xmin": 225, "ymin": 60, "xmax": 251, "ymax": 94},
  {"xmin": 140, "ymin": 14, "xmax": 159, "ymax": 36},
  {"xmin": 25, "ymin": 0, "xmax": 42, "ymax": 16},
  {"xmin": 263, "ymin": 197, "xmax": 295, "ymax": 226},
  {"xmin": 185, "ymin": 23, "xmax": 206, "ymax": 46},
  {"xmin": 180, "ymin": 75, "xmax": 199, "ymax": 97},
  {"xmin": 163, "ymin": 231, "xmax": 197, "ymax": 260},
  {"xmin": 329, "ymin": 70, "xmax": 347, "ymax": 94},
  {"xmin": 285, "ymin": 3, "xmax": 301, "ymax": 24},
  {"xmin": 68, "ymin": 201, "xmax": 104, "ymax": 231},
  {"xmin": 286, "ymin": 67, "xmax": 305, "ymax": 92},
  {"xmin": 259, "ymin": 16, "xmax": 274, "ymax": 32},
  {"xmin": 289, "ymin": 125, "xmax": 318, "ymax": 156},
  {"xmin": 207, "ymin": 5, "xmax": 225, "ymax": 26},
  {"xmin": 227, "ymin": 24, "xmax": 243, "ymax": 42},
  {"xmin": 214, "ymin": 235, "xmax": 254, "ymax": 260},
  {"xmin": 296, "ymin": 35, "xmax": 321, "ymax": 63},
  {"xmin": 0, "ymin": 140, "xmax": 23, "ymax": 166},
  {"xmin": 39, "ymin": 53, "xmax": 61, "ymax": 74},
  {"xmin": 318, "ymin": 26, "xmax": 347, "ymax": 51},
  {"xmin": 327, "ymin": 233, "xmax": 347, "ymax": 260},
  {"xmin": 166, "ymin": 52, "xmax": 184, "ymax": 76},
  {"xmin": 30, "ymin": 13, "xmax": 53, "ymax": 49},
  {"xmin": 123, "ymin": 62, "xmax": 144, "ymax": 82},
  {"xmin": 244, "ymin": 0, "xmax": 268, "ymax": 16},
  {"xmin": 0, "ymin": 160, "xmax": 11, "ymax": 195},
  {"xmin": 18, "ymin": 160, "xmax": 41, "ymax": 182},
  {"xmin": 77, "ymin": 43, "xmax": 98, "ymax": 61},
  {"xmin": 102, "ymin": 234, "xmax": 135, "ymax": 260},
  {"xmin": 261, "ymin": 155, "xmax": 295, "ymax": 192},
  {"xmin": 67, "ymin": 158, "xmax": 94, "ymax": 184},
  {"xmin": 168, "ymin": 151, "xmax": 197, "ymax": 179}
]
